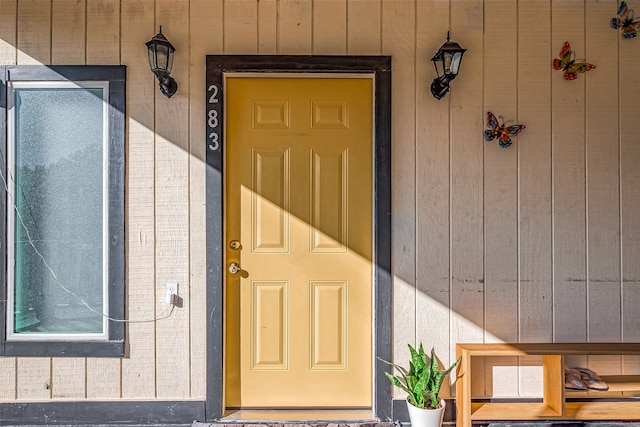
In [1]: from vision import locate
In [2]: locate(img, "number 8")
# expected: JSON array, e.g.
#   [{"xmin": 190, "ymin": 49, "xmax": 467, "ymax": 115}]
[{"xmin": 208, "ymin": 110, "xmax": 218, "ymax": 128}]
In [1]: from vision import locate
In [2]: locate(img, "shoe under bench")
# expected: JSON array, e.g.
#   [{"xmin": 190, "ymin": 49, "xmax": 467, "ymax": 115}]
[{"xmin": 455, "ymin": 342, "xmax": 640, "ymax": 427}]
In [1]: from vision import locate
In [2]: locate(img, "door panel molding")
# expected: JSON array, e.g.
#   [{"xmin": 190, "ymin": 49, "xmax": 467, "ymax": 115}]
[{"xmin": 205, "ymin": 55, "xmax": 392, "ymax": 421}]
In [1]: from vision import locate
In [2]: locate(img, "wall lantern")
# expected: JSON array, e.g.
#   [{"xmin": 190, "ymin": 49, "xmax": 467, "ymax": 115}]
[
  {"xmin": 430, "ymin": 32, "xmax": 467, "ymax": 100},
  {"xmin": 145, "ymin": 26, "xmax": 178, "ymax": 98}
]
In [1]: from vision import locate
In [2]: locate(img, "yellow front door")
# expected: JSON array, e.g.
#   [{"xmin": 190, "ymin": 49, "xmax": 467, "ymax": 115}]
[{"xmin": 224, "ymin": 76, "xmax": 373, "ymax": 408}]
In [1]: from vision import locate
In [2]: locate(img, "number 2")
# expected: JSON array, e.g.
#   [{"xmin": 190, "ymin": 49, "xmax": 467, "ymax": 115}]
[{"xmin": 208, "ymin": 85, "xmax": 219, "ymax": 104}]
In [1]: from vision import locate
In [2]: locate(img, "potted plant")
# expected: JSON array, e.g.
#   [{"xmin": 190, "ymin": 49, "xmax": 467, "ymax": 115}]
[{"xmin": 382, "ymin": 343, "xmax": 461, "ymax": 427}]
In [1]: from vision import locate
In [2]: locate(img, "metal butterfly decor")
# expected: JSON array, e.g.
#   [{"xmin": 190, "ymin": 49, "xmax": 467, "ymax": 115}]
[
  {"xmin": 612, "ymin": 1, "xmax": 640, "ymax": 39},
  {"xmin": 552, "ymin": 41, "xmax": 596, "ymax": 80},
  {"xmin": 484, "ymin": 112, "xmax": 525, "ymax": 148}
]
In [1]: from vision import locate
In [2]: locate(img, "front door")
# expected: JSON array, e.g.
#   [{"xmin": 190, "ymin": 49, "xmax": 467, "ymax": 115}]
[{"xmin": 224, "ymin": 75, "xmax": 373, "ymax": 408}]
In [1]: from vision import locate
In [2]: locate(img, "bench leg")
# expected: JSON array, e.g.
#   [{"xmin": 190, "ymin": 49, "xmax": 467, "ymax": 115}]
[
  {"xmin": 542, "ymin": 355, "xmax": 564, "ymax": 416},
  {"xmin": 456, "ymin": 347, "xmax": 471, "ymax": 427}
]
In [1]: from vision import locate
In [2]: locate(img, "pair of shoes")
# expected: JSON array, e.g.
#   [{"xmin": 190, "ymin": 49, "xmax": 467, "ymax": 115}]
[
  {"xmin": 564, "ymin": 367, "xmax": 609, "ymax": 391},
  {"xmin": 578, "ymin": 367, "xmax": 609, "ymax": 391},
  {"xmin": 565, "ymin": 368, "xmax": 586, "ymax": 390}
]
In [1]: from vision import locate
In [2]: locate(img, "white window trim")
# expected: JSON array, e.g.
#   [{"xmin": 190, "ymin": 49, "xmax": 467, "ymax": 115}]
[{"xmin": 6, "ymin": 80, "xmax": 111, "ymax": 342}]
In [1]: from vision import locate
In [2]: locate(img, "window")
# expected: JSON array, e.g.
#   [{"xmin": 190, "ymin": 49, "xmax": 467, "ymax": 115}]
[{"xmin": 0, "ymin": 66, "xmax": 125, "ymax": 357}]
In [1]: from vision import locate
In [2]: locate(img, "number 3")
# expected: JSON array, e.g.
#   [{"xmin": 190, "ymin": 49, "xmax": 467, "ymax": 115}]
[{"xmin": 208, "ymin": 133, "xmax": 219, "ymax": 151}]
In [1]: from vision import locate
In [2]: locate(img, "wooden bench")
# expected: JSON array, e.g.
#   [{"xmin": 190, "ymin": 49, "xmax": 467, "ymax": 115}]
[{"xmin": 455, "ymin": 343, "xmax": 640, "ymax": 427}]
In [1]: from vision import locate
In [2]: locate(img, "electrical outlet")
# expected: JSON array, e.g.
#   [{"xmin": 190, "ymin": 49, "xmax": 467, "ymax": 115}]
[{"xmin": 166, "ymin": 283, "xmax": 179, "ymax": 304}]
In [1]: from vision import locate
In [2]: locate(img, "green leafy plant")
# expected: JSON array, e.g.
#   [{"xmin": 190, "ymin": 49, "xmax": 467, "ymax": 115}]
[{"xmin": 381, "ymin": 343, "xmax": 461, "ymax": 409}]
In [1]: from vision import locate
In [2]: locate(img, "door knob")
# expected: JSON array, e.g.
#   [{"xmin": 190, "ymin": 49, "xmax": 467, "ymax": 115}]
[{"xmin": 228, "ymin": 262, "xmax": 241, "ymax": 275}]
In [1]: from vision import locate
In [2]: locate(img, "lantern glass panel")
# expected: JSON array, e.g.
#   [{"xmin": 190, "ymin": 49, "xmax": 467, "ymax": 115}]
[
  {"xmin": 147, "ymin": 47, "xmax": 157, "ymax": 70},
  {"xmin": 448, "ymin": 52, "xmax": 463, "ymax": 75},
  {"xmin": 156, "ymin": 45, "xmax": 169, "ymax": 71},
  {"xmin": 166, "ymin": 50, "xmax": 174, "ymax": 73}
]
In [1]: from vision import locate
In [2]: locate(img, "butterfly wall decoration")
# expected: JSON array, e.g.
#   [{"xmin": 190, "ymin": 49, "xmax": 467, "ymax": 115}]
[
  {"xmin": 484, "ymin": 112, "xmax": 525, "ymax": 148},
  {"xmin": 552, "ymin": 41, "xmax": 596, "ymax": 80},
  {"xmin": 612, "ymin": 1, "xmax": 640, "ymax": 38}
]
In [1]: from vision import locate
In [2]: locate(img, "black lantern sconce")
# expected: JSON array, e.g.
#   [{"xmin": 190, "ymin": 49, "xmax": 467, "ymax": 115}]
[
  {"xmin": 146, "ymin": 26, "xmax": 178, "ymax": 98},
  {"xmin": 430, "ymin": 32, "xmax": 467, "ymax": 100}
]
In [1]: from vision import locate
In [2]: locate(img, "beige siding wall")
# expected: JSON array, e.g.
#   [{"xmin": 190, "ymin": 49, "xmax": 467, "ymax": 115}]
[{"xmin": 0, "ymin": 0, "xmax": 638, "ymax": 402}]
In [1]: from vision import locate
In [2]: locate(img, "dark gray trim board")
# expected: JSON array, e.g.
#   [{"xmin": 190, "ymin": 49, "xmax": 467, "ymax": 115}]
[
  {"xmin": 0, "ymin": 65, "xmax": 126, "ymax": 357},
  {"xmin": 0, "ymin": 65, "xmax": 6, "ymax": 359},
  {"xmin": 205, "ymin": 55, "xmax": 393, "ymax": 421},
  {"xmin": 0, "ymin": 400, "xmax": 204, "ymax": 426}
]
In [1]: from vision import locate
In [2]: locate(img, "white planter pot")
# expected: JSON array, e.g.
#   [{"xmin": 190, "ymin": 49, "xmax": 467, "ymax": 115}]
[{"xmin": 406, "ymin": 398, "xmax": 445, "ymax": 427}]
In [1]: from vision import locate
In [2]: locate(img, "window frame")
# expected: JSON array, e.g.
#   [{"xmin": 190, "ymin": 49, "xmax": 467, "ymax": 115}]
[{"xmin": 0, "ymin": 65, "xmax": 126, "ymax": 357}]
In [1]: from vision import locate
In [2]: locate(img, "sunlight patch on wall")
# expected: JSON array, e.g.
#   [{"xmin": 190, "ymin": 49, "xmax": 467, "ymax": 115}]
[
  {"xmin": 491, "ymin": 364, "xmax": 543, "ymax": 398},
  {"xmin": 451, "ymin": 309, "xmax": 484, "ymax": 344}
]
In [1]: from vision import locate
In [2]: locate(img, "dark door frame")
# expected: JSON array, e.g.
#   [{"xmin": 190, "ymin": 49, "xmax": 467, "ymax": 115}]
[{"xmin": 205, "ymin": 55, "xmax": 392, "ymax": 421}]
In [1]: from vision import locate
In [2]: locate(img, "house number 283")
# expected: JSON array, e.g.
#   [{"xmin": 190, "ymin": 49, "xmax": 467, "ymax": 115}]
[{"xmin": 207, "ymin": 84, "xmax": 220, "ymax": 151}]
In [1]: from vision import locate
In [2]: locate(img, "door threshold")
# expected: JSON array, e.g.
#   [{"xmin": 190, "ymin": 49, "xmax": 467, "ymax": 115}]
[{"xmin": 220, "ymin": 408, "xmax": 378, "ymax": 422}]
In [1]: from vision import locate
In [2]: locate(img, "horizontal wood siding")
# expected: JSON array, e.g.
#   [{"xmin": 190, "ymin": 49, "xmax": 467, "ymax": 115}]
[{"xmin": 0, "ymin": 0, "xmax": 638, "ymax": 403}]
